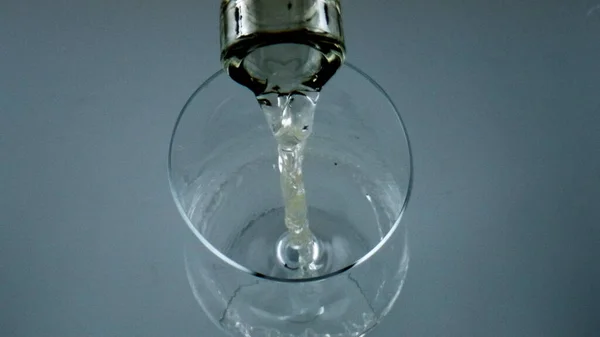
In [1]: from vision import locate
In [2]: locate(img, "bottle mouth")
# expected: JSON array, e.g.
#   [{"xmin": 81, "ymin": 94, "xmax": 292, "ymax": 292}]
[{"xmin": 221, "ymin": 31, "xmax": 345, "ymax": 95}]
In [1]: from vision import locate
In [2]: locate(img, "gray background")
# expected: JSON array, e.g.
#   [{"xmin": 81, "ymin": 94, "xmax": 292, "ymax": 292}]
[{"xmin": 1, "ymin": 0, "xmax": 599, "ymax": 336}]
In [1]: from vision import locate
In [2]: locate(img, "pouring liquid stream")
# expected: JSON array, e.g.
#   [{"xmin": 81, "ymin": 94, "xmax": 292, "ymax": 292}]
[
  {"xmin": 259, "ymin": 90, "xmax": 320, "ymax": 274},
  {"xmin": 222, "ymin": 27, "xmax": 345, "ymax": 276}
]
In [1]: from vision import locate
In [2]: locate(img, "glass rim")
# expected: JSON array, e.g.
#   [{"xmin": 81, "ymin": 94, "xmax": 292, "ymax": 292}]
[{"xmin": 168, "ymin": 62, "xmax": 414, "ymax": 283}]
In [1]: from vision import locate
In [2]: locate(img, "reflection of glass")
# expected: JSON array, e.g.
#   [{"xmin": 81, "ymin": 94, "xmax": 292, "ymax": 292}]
[{"xmin": 168, "ymin": 63, "xmax": 412, "ymax": 337}]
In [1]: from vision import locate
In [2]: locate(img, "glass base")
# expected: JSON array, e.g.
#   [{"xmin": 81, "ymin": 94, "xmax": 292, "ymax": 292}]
[
  {"xmin": 226, "ymin": 207, "xmax": 369, "ymax": 279},
  {"xmin": 216, "ymin": 279, "xmax": 377, "ymax": 337}
]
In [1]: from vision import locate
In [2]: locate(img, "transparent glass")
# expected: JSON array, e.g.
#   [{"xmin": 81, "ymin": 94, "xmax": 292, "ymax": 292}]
[{"xmin": 168, "ymin": 63, "xmax": 413, "ymax": 337}]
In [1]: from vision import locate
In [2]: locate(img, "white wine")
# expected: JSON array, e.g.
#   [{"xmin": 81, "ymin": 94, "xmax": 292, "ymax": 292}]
[
  {"xmin": 259, "ymin": 91, "xmax": 319, "ymax": 271},
  {"xmin": 221, "ymin": 0, "xmax": 345, "ymax": 274}
]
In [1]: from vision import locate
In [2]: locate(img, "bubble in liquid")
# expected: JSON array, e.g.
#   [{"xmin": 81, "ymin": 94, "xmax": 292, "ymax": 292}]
[{"xmin": 275, "ymin": 231, "xmax": 322, "ymax": 271}]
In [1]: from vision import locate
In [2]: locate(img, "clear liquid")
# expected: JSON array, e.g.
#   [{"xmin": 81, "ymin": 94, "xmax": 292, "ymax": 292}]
[{"xmin": 223, "ymin": 30, "xmax": 344, "ymax": 275}]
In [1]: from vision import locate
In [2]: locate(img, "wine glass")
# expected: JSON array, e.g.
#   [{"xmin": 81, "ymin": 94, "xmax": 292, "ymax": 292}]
[{"xmin": 168, "ymin": 63, "xmax": 412, "ymax": 337}]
